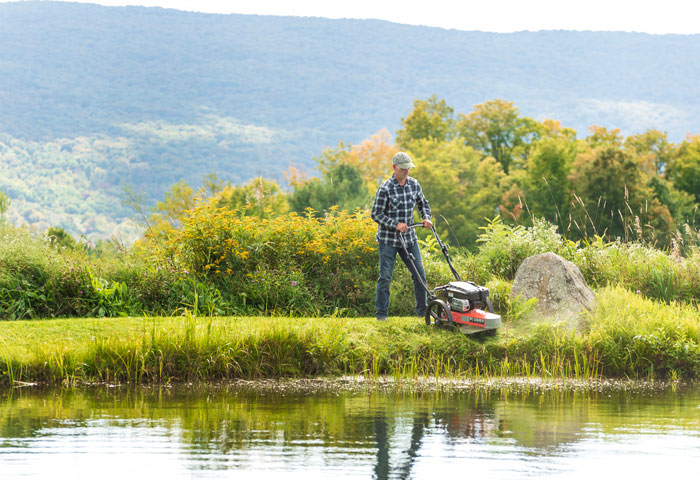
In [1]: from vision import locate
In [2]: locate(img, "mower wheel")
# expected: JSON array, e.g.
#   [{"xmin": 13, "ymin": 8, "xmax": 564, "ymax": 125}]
[{"xmin": 426, "ymin": 300, "xmax": 453, "ymax": 329}]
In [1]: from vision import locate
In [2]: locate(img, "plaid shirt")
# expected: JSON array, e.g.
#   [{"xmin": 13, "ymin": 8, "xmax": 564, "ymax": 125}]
[{"xmin": 371, "ymin": 175, "xmax": 431, "ymax": 247}]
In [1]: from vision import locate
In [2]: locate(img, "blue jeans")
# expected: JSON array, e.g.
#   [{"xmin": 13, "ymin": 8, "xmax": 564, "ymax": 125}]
[{"xmin": 376, "ymin": 241, "xmax": 427, "ymax": 318}]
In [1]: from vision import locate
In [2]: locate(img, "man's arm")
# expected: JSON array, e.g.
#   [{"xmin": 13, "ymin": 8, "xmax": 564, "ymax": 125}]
[
  {"xmin": 371, "ymin": 186, "xmax": 399, "ymax": 230},
  {"xmin": 416, "ymin": 184, "xmax": 432, "ymax": 228}
]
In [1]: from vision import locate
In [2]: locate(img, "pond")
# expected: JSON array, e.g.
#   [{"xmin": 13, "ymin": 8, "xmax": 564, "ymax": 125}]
[{"xmin": 1, "ymin": 380, "xmax": 699, "ymax": 479}]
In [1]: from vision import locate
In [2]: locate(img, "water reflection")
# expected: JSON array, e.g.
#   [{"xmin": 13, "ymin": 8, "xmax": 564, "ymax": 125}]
[{"xmin": 1, "ymin": 385, "xmax": 700, "ymax": 478}]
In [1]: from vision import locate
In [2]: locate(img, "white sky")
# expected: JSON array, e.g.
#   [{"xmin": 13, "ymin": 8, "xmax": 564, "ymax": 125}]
[{"xmin": 9, "ymin": 0, "xmax": 700, "ymax": 34}]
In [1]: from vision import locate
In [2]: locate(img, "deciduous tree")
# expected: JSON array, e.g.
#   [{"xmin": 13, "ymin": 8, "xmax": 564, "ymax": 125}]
[
  {"xmin": 395, "ymin": 95, "xmax": 457, "ymax": 148},
  {"xmin": 568, "ymin": 144, "xmax": 673, "ymax": 243},
  {"xmin": 457, "ymin": 99, "xmax": 540, "ymax": 174},
  {"xmin": 624, "ymin": 129, "xmax": 675, "ymax": 176},
  {"xmin": 409, "ymin": 139, "xmax": 506, "ymax": 249},
  {"xmin": 216, "ymin": 177, "xmax": 289, "ymax": 219},
  {"xmin": 288, "ymin": 163, "xmax": 369, "ymax": 216},
  {"xmin": 314, "ymin": 129, "xmax": 399, "ymax": 191},
  {"xmin": 522, "ymin": 135, "xmax": 579, "ymax": 228},
  {"xmin": 667, "ymin": 135, "xmax": 700, "ymax": 205}
]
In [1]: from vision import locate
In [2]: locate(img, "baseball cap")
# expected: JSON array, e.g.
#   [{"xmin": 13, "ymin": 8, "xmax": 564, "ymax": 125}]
[{"xmin": 392, "ymin": 152, "xmax": 416, "ymax": 169}]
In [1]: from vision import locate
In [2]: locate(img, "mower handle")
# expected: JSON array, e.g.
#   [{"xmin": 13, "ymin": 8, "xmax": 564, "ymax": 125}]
[
  {"xmin": 398, "ymin": 221, "xmax": 462, "ymax": 282},
  {"xmin": 407, "ymin": 222, "xmax": 430, "ymax": 229}
]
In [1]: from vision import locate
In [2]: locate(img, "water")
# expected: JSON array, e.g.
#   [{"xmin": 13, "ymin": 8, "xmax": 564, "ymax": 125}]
[{"xmin": 1, "ymin": 382, "xmax": 700, "ymax": 479}]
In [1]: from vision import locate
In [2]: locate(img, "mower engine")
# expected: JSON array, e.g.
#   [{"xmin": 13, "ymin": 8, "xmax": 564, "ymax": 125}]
[{"xmin": 432, "ymin": 281, "xmax": 501, "ymax": 335}]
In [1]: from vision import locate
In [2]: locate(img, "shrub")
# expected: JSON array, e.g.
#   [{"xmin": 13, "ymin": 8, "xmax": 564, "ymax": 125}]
[
  {"xmin": 162, "ymin": 203, "xmax": 379, "ymax": 316},
  {"xmin": 476, "ymin": 216, "xmax": 575, "ymax": 279},
  {"xmin": 0, "ymin": 225, "xmax": 183, "ymax": 318}
]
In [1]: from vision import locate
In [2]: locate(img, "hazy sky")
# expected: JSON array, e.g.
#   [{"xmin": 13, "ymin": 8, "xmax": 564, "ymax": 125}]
[{"xmin": 8, "ymin": 0, "xmax": 700, "ymax": 34}]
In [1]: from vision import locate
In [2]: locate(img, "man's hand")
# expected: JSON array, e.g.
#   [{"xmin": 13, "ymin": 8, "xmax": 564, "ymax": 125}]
[
  {"xmin": 423, "ymin": 219, "xmax": 433, "ymax": 229},
  {"xmin": 396, "ymin": 222, "xmax": 409, "ymax": 233}
]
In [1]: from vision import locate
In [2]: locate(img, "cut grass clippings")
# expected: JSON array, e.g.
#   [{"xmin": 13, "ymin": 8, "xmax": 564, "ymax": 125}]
[{"xmin": 1, "ymin": 286, "xmax": 699, "ymax": 387}]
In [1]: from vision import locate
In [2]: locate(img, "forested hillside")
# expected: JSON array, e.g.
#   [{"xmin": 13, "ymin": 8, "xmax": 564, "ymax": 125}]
[{"xmin": 1, "ymin": 2, "xmax": 699, "ymax": 240}]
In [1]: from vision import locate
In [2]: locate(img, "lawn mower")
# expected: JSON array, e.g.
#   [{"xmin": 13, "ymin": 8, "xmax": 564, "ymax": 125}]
[{"xmin": 399, "ymin": 223, "xmax": 501, "ymax": 335}]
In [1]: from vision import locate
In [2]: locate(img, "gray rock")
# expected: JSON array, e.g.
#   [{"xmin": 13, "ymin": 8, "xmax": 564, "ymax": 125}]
[{"xmin": 510, "ymin": 252, "xmax": 596, "ymax": 330}]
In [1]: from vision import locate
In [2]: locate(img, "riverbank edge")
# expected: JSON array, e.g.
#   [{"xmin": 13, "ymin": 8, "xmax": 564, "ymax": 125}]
[{"xmin": 3, "ymin": 375, "xmax": 690, "ymax": 396}]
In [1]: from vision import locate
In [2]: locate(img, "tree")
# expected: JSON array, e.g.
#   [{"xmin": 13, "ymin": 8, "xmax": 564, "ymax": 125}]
[
  {"xmin": 409, "ymin": 139, "xmax": 506, "ymax": 250},
  {"xmin": 624, "ymin": 129, "xmax": 675, "ymax": 176},
  {"xmin": 153, "ymin": 179, "xmax": 195, "ymax": 228},
  {"xmin": 568, "ymin": 144, "xmax": 673, "ymax": 243},
  {"xmin": 539, "ymin": 119, "xmax": 577, "ymax": 142},
  {"xmin": 288, "ymin": 163, "xmax": 369, "ymax": 215},
  {"xmin": 395, "ymin": 95, "xmax": 457, "ymax": 148},
  {"xmin": 586, "ymin": 125, "xmax": 624, "ymax": 148},
  {"xmin": 215, "ymin": 176, "xmax": 289, "ymax": 218},
  {"xmin": 313, "ymin": 129, "xmax": 399, "ymax": 192},
  {"xmin": 522, "ymin": 135, "xmax": 579, "ymax": 228},
  {"xmin": 457, "ymin": 99, "xmax": 540, "ymax": 174},
  {"xmin": 202, "ymin": 172, "xmax": 229, "ymax": 197},
  {"xmin": 46, "ymin": 226, "xmax": 77, "ymax": 250},
  {"xmin": 667, "ymin": 135, "xmax": 700, "ymax": 205},
  {"xmin": 647, "ymin": 175, "xmax": 696, "ymax": 231}
]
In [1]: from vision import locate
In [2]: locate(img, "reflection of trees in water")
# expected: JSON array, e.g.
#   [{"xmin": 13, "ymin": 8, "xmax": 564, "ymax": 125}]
[
  {"xmin": 3, "ymin": 386, "xmax": 697, "ymax": 474},
  {"xmin": 439, "ymin": 409, "xmax": 497, "ymax": 440},
  {"xmin": 0, "ymin": 387, "xmax": 160, "ymax": 440},
  {"xmin": 493, "ymin": 390, "xmax": 597, "ymax": 449}
]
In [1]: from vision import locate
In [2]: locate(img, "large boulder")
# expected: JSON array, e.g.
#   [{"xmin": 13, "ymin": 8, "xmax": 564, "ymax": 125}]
[{"xmin": 510, "ymin": 252, "xmax": 596, "ymax": 330}]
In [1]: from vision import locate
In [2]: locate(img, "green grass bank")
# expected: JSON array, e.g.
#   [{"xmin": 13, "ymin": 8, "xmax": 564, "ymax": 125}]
[{"xmin": 1, "ymin": 286, "xmax": 699, "ymax": 387}]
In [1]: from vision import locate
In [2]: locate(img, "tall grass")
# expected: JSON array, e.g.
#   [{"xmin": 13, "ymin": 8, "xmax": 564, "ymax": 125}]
[{"xmin": 477, "ymin": 216, "xmax": 700, "ymax": 305}]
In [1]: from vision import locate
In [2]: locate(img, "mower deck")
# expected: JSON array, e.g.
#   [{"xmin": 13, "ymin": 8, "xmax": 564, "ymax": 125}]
[{"xmin": 451, "ymin": 309, "xmax": 502, "ymax": 334}]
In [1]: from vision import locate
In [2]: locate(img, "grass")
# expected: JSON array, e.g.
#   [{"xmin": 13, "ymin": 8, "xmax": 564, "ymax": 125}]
[{"xmin": 1, "ymin": 286, "xmax": 698, "ymax": 387}]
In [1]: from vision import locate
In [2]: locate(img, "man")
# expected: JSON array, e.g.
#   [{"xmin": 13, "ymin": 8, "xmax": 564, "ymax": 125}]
[{"xmin": 371, "ymin": 151, "xmax": 433, "ymax": 321}]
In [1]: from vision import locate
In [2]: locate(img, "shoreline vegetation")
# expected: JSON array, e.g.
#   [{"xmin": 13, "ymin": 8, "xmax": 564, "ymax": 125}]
[{"xmin": 1, "ymin": 285, "xmax": 698, "ymax": 387}]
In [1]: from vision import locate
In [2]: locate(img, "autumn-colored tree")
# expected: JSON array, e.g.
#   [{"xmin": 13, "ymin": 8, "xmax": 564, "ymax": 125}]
[
  {"xmin": 586, "ymin": 125, "xmax": 624, "ymax": 148},
  {"xmin": 314, "ymin": 129, "xmax": 399, "ymax": 191},
  {"xmin": 624, "ymin": 129, "xmax": 675, "ymax": 176},
  {"xmin": 395, "ymin": 95, "xmax": 457, "ymax": 148},
  {"xmin": 457, "ymin": 99, "xmax": 541, "ymax": 174},
  {"xmin": 283, "ymin": 163, "xmax": 310, "ymax": 188},
  {"xmin": 498, "ymin": 179, "xmax": 527, "ymax": 223},
  {"xmin": 539, "ymin": 119, "xmax": 577, "ymax": 141}
]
